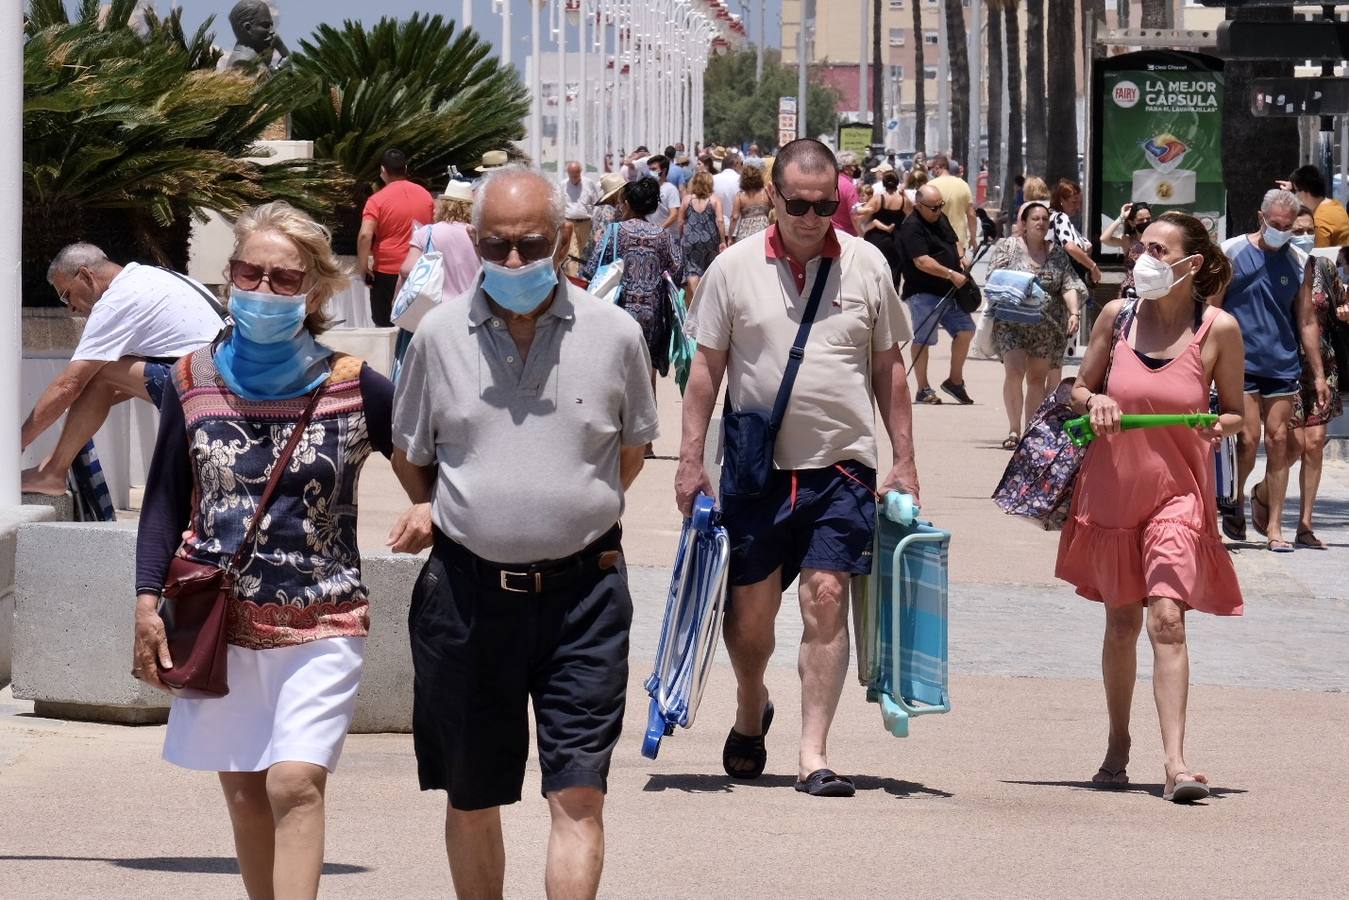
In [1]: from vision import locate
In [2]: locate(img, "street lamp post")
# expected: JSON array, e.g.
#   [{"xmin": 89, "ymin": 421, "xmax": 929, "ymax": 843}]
[{"xmin": 531, "ymin": 0, "xmax": 542, "ymax": 164}]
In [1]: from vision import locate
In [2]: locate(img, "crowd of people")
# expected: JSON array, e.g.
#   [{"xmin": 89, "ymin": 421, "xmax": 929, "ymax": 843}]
[{"xmin": 13, "ymin": 133, "xmax": 1347, "ymax": 899}]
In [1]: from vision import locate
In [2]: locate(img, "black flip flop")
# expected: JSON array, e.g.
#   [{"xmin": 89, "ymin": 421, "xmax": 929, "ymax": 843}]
[
  {"xmin": 722, "ymin": 701, "xmax": 774, "ymax": 780},
  {"xmin": 1219, "ymin": 505, "xmax": 1246, "ymax": 542},
  {"xmin": 1250, "ymin": 482, "xmax": 1270, "ymax": 537},
  {"xmin": 794, "ymin": 768, "xmax": 856, "ymax": 798}
]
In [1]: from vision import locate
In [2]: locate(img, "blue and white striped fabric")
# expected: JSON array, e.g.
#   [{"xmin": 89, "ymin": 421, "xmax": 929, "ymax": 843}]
[
  {"xmin": 874, "ymin": 518, "xmax": 950, "ymax": 711},
  {"xmin": 70, "ymin": 439, "xmax": 116, "ymax": 522},
  {"xmin": 985, "ymin": 269, "xmax": 1049, "ymax": 324}
]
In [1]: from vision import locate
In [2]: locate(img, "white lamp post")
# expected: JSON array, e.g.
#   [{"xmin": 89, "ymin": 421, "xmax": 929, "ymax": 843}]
[
  {"xmin": 530, "ymin": 0, "xmax": 542, "ymax": 164},
  {"xmin": 494, "ymin": 0, "xmax": 511, "ymax": 67}
]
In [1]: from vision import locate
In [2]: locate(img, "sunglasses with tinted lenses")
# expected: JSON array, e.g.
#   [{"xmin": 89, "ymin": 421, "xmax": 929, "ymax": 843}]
[
  {"xmin": 477, "ymin": 234, "xmax": 557, "ymax": 264},
  {"xmin": 781, "ymin": 196, "xmax": 841, "ymax": 218},
  {"xmin": 229, "ymin": 259, "xmax": 307, "ymax": 296}
]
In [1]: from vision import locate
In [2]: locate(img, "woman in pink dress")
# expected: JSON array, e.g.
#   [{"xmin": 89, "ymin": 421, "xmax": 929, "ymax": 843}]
[{"xmin": 1056, "ymin": 212, "xmax": 1246, "ymax": 803}]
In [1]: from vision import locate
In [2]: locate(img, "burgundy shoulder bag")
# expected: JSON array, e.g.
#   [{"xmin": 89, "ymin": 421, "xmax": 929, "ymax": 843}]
[{"xmin": 156, "ymin": 384, "xmax": 328, "ymax": 697}]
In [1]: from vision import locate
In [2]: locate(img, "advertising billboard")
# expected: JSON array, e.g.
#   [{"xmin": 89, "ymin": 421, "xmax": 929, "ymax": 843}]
[{"xmin": 1091, "ymin": 51, "xmax": 1226, "ymax": 257}]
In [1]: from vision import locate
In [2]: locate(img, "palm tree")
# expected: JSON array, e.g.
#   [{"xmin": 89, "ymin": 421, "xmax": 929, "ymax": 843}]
[
  {"xmin": 1044, "ymin": 0, "xmax": 1078, "ymax": 184},
  {"xmin": 987, "ymin": 0, "xmax": 1004, "ymax": 193},
  {"xmin": 289, "ymin": 14, "xmax": 530, "ymax": 251},
  {"xmin": 944, "ymin": 0, "xmax": 971, "ymax": 166},
  {"xmin": 871, "ymin": 0, "xmax": 884, "ymax": 145},
  {"xmin": 22, "ymin": 0, "xmax": 344, "ymax": 304},
  {"xmin": 1003, "ymin": 0, "xmax": 1024, "ymax": 229},
  {"xmin": 1024, "ymin": 0, "xmax": 1047, "ymax": 175},
  {"xmin": 913, "ymin": 0, "xmax": 927, "ymax": 151}
]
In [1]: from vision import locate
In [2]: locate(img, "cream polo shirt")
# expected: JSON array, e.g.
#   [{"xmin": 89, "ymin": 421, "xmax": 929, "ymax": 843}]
[{"xmin": 691, "ymin": 227, "xmax": 911, "ymax": 471}]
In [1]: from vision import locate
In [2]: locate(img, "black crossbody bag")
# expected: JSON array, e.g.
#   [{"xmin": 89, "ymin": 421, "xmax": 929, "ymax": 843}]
[{"xmin": 720, "ymin": 257, "xmax": 834, "ymax": 499}]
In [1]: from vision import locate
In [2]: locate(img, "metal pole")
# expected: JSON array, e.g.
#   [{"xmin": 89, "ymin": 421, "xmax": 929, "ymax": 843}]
[
  {"xmin": 557, "ymin": 1, "xmax": 568, "ymax": 172},
  {"xmin": 531, "ymin": 0, "xmax": 543, "ymax": 164},
  {"xmin": 501, "ymin": 0, "xmax": 512, "ymax": 67},
  {"xmin": 858, "ymin": 0, "xmax": 868, "ymax": 124},
  {"xmin": 1319, "ymin": 5, "xmax": 1336, "ymax": 193},
  {"xmin": 797, "ymin": 1, "xmax": 808, "ymax": 139},
  {"xmin": 756, "ymin": 0, "xmax": 765, "ymax": 81},
  {"xmin": 0, "ymin": 16, "xmax": 19, "ymax": 505},
  {"xmin": 580, "ymin": 1, "xmax": 589, "ymax": 170},
  {"xmin": 463, "ymin": 0, "xmax": 473, "ymax": 30},
  {"xmin": 937, "ymin": 0, "xmax": 949, "ymax": 153},
  {"xmin": 968, "ymin": 0, "xmax": 982, "ymax": 177}
]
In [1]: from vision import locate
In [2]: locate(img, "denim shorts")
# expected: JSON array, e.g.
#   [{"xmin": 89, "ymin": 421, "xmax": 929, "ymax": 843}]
[
  {"xmin": 143, "ymin": 362, "xmax": 173, "ymax": 407},
  {"xmin": 720, "ymin": 459, "xmax": 877, "ymax": 590},
  {"xmin": 1243, "ymin": 372, "xmax": 1300, "ymax": 398},
  {"xmin": 906, "ymin": 292, "xmax": 976, "ymax": 346}
]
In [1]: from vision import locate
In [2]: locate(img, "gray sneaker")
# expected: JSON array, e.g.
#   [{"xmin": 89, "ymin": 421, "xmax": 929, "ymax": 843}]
[
  {"xmin": 940, "ymin": 379, "xmax": 975, "ymax": 405},
  {"xmin": 915, "ymin": 387, "xmax": 942, "ymax": 405}
]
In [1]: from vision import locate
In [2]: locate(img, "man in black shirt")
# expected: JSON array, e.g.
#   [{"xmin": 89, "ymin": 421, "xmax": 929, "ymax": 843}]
[{"xmin": 898, "ymin": 184, "xmax": 976, "ymax": 404}]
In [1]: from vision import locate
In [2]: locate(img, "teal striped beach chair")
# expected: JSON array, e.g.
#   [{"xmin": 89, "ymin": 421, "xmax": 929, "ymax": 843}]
[{"xmin": 851, "ymin": 492, "xmax": 951, "ymax": 738}]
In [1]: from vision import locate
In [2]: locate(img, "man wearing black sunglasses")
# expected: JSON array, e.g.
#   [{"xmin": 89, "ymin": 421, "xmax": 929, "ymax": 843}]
[
  {"xmin": 677, "ymin": 138, "xmax": 919, "ymax": 798},
  {"xmin": 21, "ymin": 242, "xmax": 225, "ymax": 497}
]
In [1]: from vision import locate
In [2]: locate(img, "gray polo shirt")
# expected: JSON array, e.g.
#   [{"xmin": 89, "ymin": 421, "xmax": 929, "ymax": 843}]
[{"xmin": 393, "ymin": 277, "xmax": 660, "ymax": 564}]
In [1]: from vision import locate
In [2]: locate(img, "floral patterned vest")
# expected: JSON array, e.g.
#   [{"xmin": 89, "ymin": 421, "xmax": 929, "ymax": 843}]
[{"xmin": 172, "ymin": 350, "xmax": 374, "ymax": 650}]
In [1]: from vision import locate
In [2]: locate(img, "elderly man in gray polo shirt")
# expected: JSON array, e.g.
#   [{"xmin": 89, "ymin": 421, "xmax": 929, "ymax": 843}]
[{"xmin": 388, "ymin": 165, "xmax": 659, "ymax": 900}]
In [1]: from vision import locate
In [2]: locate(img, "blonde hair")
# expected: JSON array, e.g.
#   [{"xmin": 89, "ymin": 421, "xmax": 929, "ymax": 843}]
[
  {"xmin": 229, "ymin": 201, "xmax": 347, "ymax": 335},
  {"xmin": 689, "ymin": 171, "xmax": 714, "ymax": 198},
  {"xmin": 1022, "ymin": 176, "xmax": 1050, "ymax": 202},
  {"xmin": 436, "ymin": 198, "xmax": 473, "ymax": 224},
  {"xmin": 904, "ymin": 166, "xmax": 928, "ymax": 191}
]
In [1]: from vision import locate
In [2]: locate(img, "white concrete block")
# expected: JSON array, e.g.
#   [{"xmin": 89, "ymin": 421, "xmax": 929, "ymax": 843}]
[{"xmin": 0, "ymin": 506, "xmax": 58, "ymax": 687}]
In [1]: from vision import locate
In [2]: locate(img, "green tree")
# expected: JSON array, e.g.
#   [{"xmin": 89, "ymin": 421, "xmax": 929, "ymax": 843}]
[
  {"xmin": 289, "ymin": 14, "xmax": 529, "ymax": 250},
  {"xmin": 703, "ymin": 49, "xmax": 839, "ymax": 149},
  {"xmin": 22, "ymin": 0, "xmax": 345, "ymax": 304}
]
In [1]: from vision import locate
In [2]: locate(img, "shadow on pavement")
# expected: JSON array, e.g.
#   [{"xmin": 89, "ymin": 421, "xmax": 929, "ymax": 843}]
[
  {"xmin": 1000, "ymin": 779, "xmax": 1248, "ymax": 800},
  {"xmin": 642, "ymin": 773, "xmax": 954, "ymax": 799},
  {"xmin": 0, "ymin": 855, "xmax": 369, "ymax": 875}
]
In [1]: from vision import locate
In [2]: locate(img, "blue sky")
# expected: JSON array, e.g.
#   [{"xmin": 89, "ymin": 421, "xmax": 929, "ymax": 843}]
[{"xmin": 148, "ymin": 0, "xmax": 781, "ymax": 71}]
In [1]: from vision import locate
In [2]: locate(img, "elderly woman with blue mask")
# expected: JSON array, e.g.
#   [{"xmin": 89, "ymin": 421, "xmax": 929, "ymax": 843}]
[{"xmin": 132, "ymin": 201, "xmax": 396, "ymax": 900}]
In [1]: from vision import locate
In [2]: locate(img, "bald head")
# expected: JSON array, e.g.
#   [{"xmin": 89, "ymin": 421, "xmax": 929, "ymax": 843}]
[
  {"xmin": 565, "ymin": 161, "xmax": 582, "ymax": 183},
  {"xmin": 915, "ymin": 184, "xmax": 945, "ymax": 221},
  {"xmin": 473, "ymin": 166, "xmax": 565, "ymax": 236}
]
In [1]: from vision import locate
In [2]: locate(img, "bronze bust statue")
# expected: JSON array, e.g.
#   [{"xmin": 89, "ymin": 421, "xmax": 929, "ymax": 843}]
[{"xmin": 222, "ymin": 0, "xmax": 290, "ymax": 70}]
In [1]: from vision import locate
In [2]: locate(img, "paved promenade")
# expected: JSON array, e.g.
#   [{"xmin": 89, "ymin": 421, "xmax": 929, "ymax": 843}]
[{"xmin": 3, "ymin": 342, "xmax": 1347, "ymax": 897}]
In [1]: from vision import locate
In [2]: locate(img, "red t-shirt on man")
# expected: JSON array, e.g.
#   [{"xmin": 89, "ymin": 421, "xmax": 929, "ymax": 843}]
[{"xmin": 362, "ymin": 180, "xmax": 435, "ymax": 275}]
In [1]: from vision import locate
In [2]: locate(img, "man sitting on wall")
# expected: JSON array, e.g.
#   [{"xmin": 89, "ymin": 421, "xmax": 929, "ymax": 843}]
[{"xmin": 21, "ymin": 243, "xmax": 226, "ymax": 495}]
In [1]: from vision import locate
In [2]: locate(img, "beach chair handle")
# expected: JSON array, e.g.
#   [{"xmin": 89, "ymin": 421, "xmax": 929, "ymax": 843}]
[
  {"xmin": 882, "ymin": 491, "xmax": 919, "ymax": 526},
  {"xmin": 1065, "ymin": 413, "xmax": 1219, "ymax": 448}
]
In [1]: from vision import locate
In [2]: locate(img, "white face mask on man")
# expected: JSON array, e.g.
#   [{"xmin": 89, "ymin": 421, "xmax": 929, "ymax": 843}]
[{"xmin": 1133, "ymin": 252, "xmax": 1197, "ymax": 300}]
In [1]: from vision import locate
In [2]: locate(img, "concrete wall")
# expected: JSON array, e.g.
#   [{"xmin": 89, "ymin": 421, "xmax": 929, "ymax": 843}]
[
  {"xmin": 12, "ymin": 521, "xmax": 422, "ymax": 732},
  {"xmin": 0, "ymin": 506, "xmax": 58, "ymax": 686}
]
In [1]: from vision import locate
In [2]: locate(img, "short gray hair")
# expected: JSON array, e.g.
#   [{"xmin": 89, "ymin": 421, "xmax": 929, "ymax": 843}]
[
  {"xmin": 472, "ymin": 165, "xmax": 565, "ymax": 233},
  {"xmin": 836, "ymin": 150, "xmax": 858, "ymax": 168},
  {"xmin": 47, "ymin": 243, "xmax": 111, "ymax": 283},
  {"xmin": 1261, "ymin": 188, "xmax": 1300, "ymax": 218}
]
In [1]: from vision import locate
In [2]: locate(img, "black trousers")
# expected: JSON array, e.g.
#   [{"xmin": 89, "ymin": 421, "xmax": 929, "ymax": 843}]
[{"xmin": 368, "ymin": 272, "xmax": 399, "ymax": 327}]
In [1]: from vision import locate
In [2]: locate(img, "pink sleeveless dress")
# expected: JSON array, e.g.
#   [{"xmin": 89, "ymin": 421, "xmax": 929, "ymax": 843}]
[{"xmin": 1055, "ymin": 312, "xmax": 1244, "ymax": 616}]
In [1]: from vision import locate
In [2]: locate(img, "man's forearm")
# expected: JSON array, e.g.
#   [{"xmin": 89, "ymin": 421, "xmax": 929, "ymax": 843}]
[
  {"xmin": 355, "ymin": 231, "xmax": 374, "ymax": 274},
  {"xmin": 619, "ymin": 445, "xmax": 645, "ymax": 490},
  {"xmin": 391, "ymin": 451, "xmax": 436, "ymax": 504},
  {"xmin": 913, "ymin": 255, "xmax": 956, "ymax": 281},
  {"xmin": 21, "ymin": 378, "xmax": 83, "ymax": 449},
  {"xmin": 874, "ymin": 355, "xmax": 917, "ymax": 470},
  {"xmin": 1300, "ymin": 293, "xmax": 1326, "ymax": 381}
]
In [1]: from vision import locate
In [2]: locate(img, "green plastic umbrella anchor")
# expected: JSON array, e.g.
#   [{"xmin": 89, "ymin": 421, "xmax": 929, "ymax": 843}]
[{"xmin": 1065, "ymin": 413, "xmax": 1219, "ymax": 448}]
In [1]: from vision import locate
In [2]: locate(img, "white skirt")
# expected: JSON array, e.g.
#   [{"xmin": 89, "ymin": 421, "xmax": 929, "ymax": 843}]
[{"xmin": 162, "ymin": 637, "xmax": 365, "ymax": 773}]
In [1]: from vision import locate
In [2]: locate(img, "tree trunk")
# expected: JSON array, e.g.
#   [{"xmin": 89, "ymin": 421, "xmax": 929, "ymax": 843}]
[
  {"xmin": 1044, "ymin": 0, "xmax": 1079, "ymax": 185},
  {"xmin": 1003, "ymin": 0, "xmax": 1024, "ymax": 232},
  {"xmin": 987, "ymin": 1, "xmax": 1004, "ymax": 194},
  {"xmin": 1024, "ymin": 0, "xmax": 1047, "ymax": 175},
  {"xmin": 944, "ymin": 0, "xmax": 971, "ymax": 167},
  {"xmin": 1118, "ymin": 0, "xmax": 1131, "ymax": 28},
  {"xmin": 913, "ymin": 0, "xmax": 926, "ymax": 151},
  {"xmin": 872, "ymin": 0, "xmax": 885, "ymax": 144},
  {"xmin": 1140, "ymin": 0, "xmax": 1167, "ymax": 28},
  {"xmin": 1223, "ymin": 6, "xmax": 1300, "ymax": 235}
]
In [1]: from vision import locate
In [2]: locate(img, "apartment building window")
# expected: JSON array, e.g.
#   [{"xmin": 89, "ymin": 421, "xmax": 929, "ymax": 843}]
[
  {"xmin": 888, "ymin": 27, "xmax": 905, "ymax": 46},
  {"xmin": 889, "ymin": 0, "xmax": 904, "ymax": 8},
  {"xmin": 895, "ymin": 65, "xmax": 905, "ymax": 81},
  {"xmin": 923, "ymin": 31, "xmax": 939, "ymax": 45},
  {"xmin": 923, "ymin": 65, "xmax": 938, "ymax": 79}
]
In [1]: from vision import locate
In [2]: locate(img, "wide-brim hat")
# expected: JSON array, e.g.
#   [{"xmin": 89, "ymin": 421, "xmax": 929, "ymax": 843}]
[
  {"xmin": 598, "ymin": 172, "xmax": 627, "ymax": 203},
  {"xmin": 710, "ymin": 146, "xmax": 726, "ymax": 160},
  {"xmin": 441, "ymin": 179, "xmax": 474, "ymax": 203},
  {"xmin": 475, "ymin": 149, "xmax": 509, "ymax": 173},
  {"xmin": 871, "ymin": 161, "xmax": 895, "ymax": 174}
]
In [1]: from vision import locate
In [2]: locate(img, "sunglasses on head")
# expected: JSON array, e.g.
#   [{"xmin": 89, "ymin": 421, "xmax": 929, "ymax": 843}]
[
  {"xmin": 229, "ymin": 259, "xmax": 307, "ymax": 296},
  {"xmin": 779, "ymin": 196, "xmax": 841, "ymax": 218},
  {"xmin": 477, "ymin": 234, "xmax": 557, "ymax": 264}
]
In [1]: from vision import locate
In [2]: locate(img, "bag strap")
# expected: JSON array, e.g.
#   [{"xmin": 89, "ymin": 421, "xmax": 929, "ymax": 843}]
[
  {"xmin": 768, "ymin": 256, "xmax": 834, "ymax": 434},
  {"xmin": 159, "ymin": 266, "xmax": 230, "ymax": 323},
  {"xmin": 225, "ymin": 384, "xmax": 328, "ymax": 576},
  {"xmin": 1103, "ymin": 299, "xmax": 1138, "ymax": 391}
]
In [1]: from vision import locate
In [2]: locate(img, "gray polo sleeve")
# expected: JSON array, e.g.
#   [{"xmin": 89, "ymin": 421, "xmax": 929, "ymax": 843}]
[
  {"xmin": 620, "ymin": 333, "xmax": 660, "ymax": 446},
  {"xmin": 391, "ymin": 330, "xmax": 437, "ymax": 466}
]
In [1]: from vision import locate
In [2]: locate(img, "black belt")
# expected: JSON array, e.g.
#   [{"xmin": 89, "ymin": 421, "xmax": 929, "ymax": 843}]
[{"xmin": 435, "ymin": 525, "xmax": 622, "ymax": 595}]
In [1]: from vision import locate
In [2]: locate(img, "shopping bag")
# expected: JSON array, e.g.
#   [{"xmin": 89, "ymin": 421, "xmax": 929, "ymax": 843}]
[{"xmin": 391, "ymin": 231, "xmax": 444, "ymax": 332}]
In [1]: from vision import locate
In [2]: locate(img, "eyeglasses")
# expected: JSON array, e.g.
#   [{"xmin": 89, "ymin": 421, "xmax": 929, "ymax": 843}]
[
  {"xmin": 918, "ymin": 200, "xmax": 946, "ymax": 212},
  {"xmin": 56, "ymin": 285, "xmax": 71, "ymax": 306},
  {"xmin": 1141, "ymin": 242, "xmax": 1172, "ymax": 260},
  {"xmin": 477, "ymin": 234, "xmax": 558, "ymax": 264},
  {"xmin": 229, "ymin": 259, "xmax": 307, "ymax": 296},
  {"xmin": 779, "ymin": 196, "xmax": 841, "ymax": 218}
]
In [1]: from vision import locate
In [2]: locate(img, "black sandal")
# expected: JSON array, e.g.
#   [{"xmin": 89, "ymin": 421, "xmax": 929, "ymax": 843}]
[
  {"xmin": 794, "ymin": 768, "xmax": 856, "ymax": 797},
  {"xmin": 1219, "ymin": 504, "xmax": 1247, "ymax": 542},
  {"xmin": 722, "ymin": 701, "xmax": 774, "ymax": 780}
]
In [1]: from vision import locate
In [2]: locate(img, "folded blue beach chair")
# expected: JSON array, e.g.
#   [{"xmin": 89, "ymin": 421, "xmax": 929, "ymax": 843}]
[
  {"xmin": 642, "ymin": 493, "xmax": 730, "ymax": 759},
  {"xmin": 851, "ymin": 492, "xmax": 951, "ymax": 738}
]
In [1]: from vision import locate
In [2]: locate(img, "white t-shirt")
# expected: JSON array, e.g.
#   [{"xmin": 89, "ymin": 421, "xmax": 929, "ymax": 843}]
[
  {"xmin": 72, "ymin": 262, "xmax": 225, "ymax": 363},
  {"xmin": 713, "ymin": 169, "xmax": 741, "ymax": 231}
]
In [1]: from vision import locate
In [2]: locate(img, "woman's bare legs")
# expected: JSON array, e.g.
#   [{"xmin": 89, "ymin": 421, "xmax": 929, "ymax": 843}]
[
  {"xmin": 1096, "ymin": 603, "xmax": 1143, "ymax": 784},
  {"xmin": 1146, "ymin": 597, "xmax": 1208, "ymax": 795}
]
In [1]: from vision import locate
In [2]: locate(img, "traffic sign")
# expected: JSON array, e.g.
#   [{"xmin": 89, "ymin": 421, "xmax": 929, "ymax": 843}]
[
  {"xmin": 778, "ymin": 96, "xmax": 797, "ymax": 115},
  {"xmin": 779, "ymin": 129, "xmax": 796, "ymax": 147},
  {"xmin": 1217, "ymin": 20, "xmax": 1349, "ymax": 59},
  {"xmin": 1252, "ymin": 77, "xmax": 1349, "ymax": 116},
  {"xmin": 778, "ymin": 113, "xmax": 797, "ymax": 131}
]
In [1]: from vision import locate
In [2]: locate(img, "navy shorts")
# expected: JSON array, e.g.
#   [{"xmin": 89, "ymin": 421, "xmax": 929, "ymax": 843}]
[
  {"xmin": 410, "ymin": 527, "xmax": 631, "ymax": 811},
  {"xmin": 1243, "ymin": 372, "xmax": 1300, "ymax": 398},
  {"xmin": 720, "ymin": 460, "xmax": 877, "ymax": 590},
  {"xmin": 143, "ymin": 362, "xmax": 172, "ymax": 407},
  {"xmin": 907, "ymin": 291, "xmax": 976, "ymax": 346}
]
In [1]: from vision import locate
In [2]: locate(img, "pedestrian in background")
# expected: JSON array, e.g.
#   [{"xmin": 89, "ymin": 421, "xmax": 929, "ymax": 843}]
[
  {"xmin": 1058, "ymin": 211, "xmax": 1245, "ymax": 804},
  {"xmin": 646, "ymin": 153, "xmax": 683, "ymax": 237},
  {"xmin": 562, "ymin": 160, "xmax": 601, "ymax": 276},
  {"xmin": 1048, "ymin": 178, "xmax": 1101, "ymax": 286},
  {"xmin": 989, "ymin": 201, "xmax": 1086, "ymax": 449},
  {"xmin": 389, "ymin": 166, "xmax": 657, "ymax": 900},
  {"xmin": 1216, "ymin": 189, "xmax": 1327, "ymax": 550},
  {"xmin": 665, "ymin": 144, "xmax": 692, "ymax": 192},
  {"xmin": 677, "ymin": 138, "xmax": 917, "ymax": 798},
  {"xmin": 678, "ymin": 170, "xmax": 727, "ymax": 302},
  {"xmin": 357, "ymin": 147, "xmax": 435, "ymax": 326},
  {"xmin": 713, "ymin": 151, "xmax": 742, "ymax": 233},
  {"xmin": 731, "ymin": 162, "xmax": 773, "ymax": 242},
  {"xmin": 927, "ymin": 154, "xmax": 977, "ymax": 259},
  {"xmin": 400, "ymin": 179, "xmax": 480, "ymax": 305},
  {"xmin": 1283, "ymin": 164, "xmax": 1349, "ymax": 247},
  {"xmin": 831, "ymin": 151, "xmax": 861, "ymax": 235},
  {"xmin": 587, "ymin": 171, "xmax": 629, "ymax": 261},
  {"xmin": 133, "ymin": 201, "xmax": 396, "ymax": 898},
  {"xmin": 903, "ymin": 164, "xmax": 929, "ymax": 205},
  {"xmin": 855, "ymin": 166, "xmax": 909, "ymax": 289},
  {"xmin": 899, "ymin": 183, "xmax": 977, "ymax": 406},
  {"xmin": 1286, "ymin": 208, "xmax": 1345, "ymax": 549}
]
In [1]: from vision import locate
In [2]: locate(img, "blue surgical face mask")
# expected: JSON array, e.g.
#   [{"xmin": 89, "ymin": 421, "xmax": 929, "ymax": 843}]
[
  {"xmin": 481, "ymin": 252, "xmax": 560, "ymax": 315},
  {"xmin": 1290, "ymin": 234, "xmax": 1316, "ymax": 253},
  {"xmin": 229, "ymin": 288, "xmax": 308, "ymax": 343},
  {"xmin": 1263, "ymin": 223, "xmax": 1292, "ymax": 250},
  {"xmin": 1338, "ymin": 265, "xmax": 1349, "ymax": 283}
]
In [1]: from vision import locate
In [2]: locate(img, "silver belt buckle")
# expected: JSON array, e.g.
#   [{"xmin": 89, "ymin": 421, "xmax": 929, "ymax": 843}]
[{"xmin": 499, "ymin": 569, "xmax": 542, "ymax": 593}]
